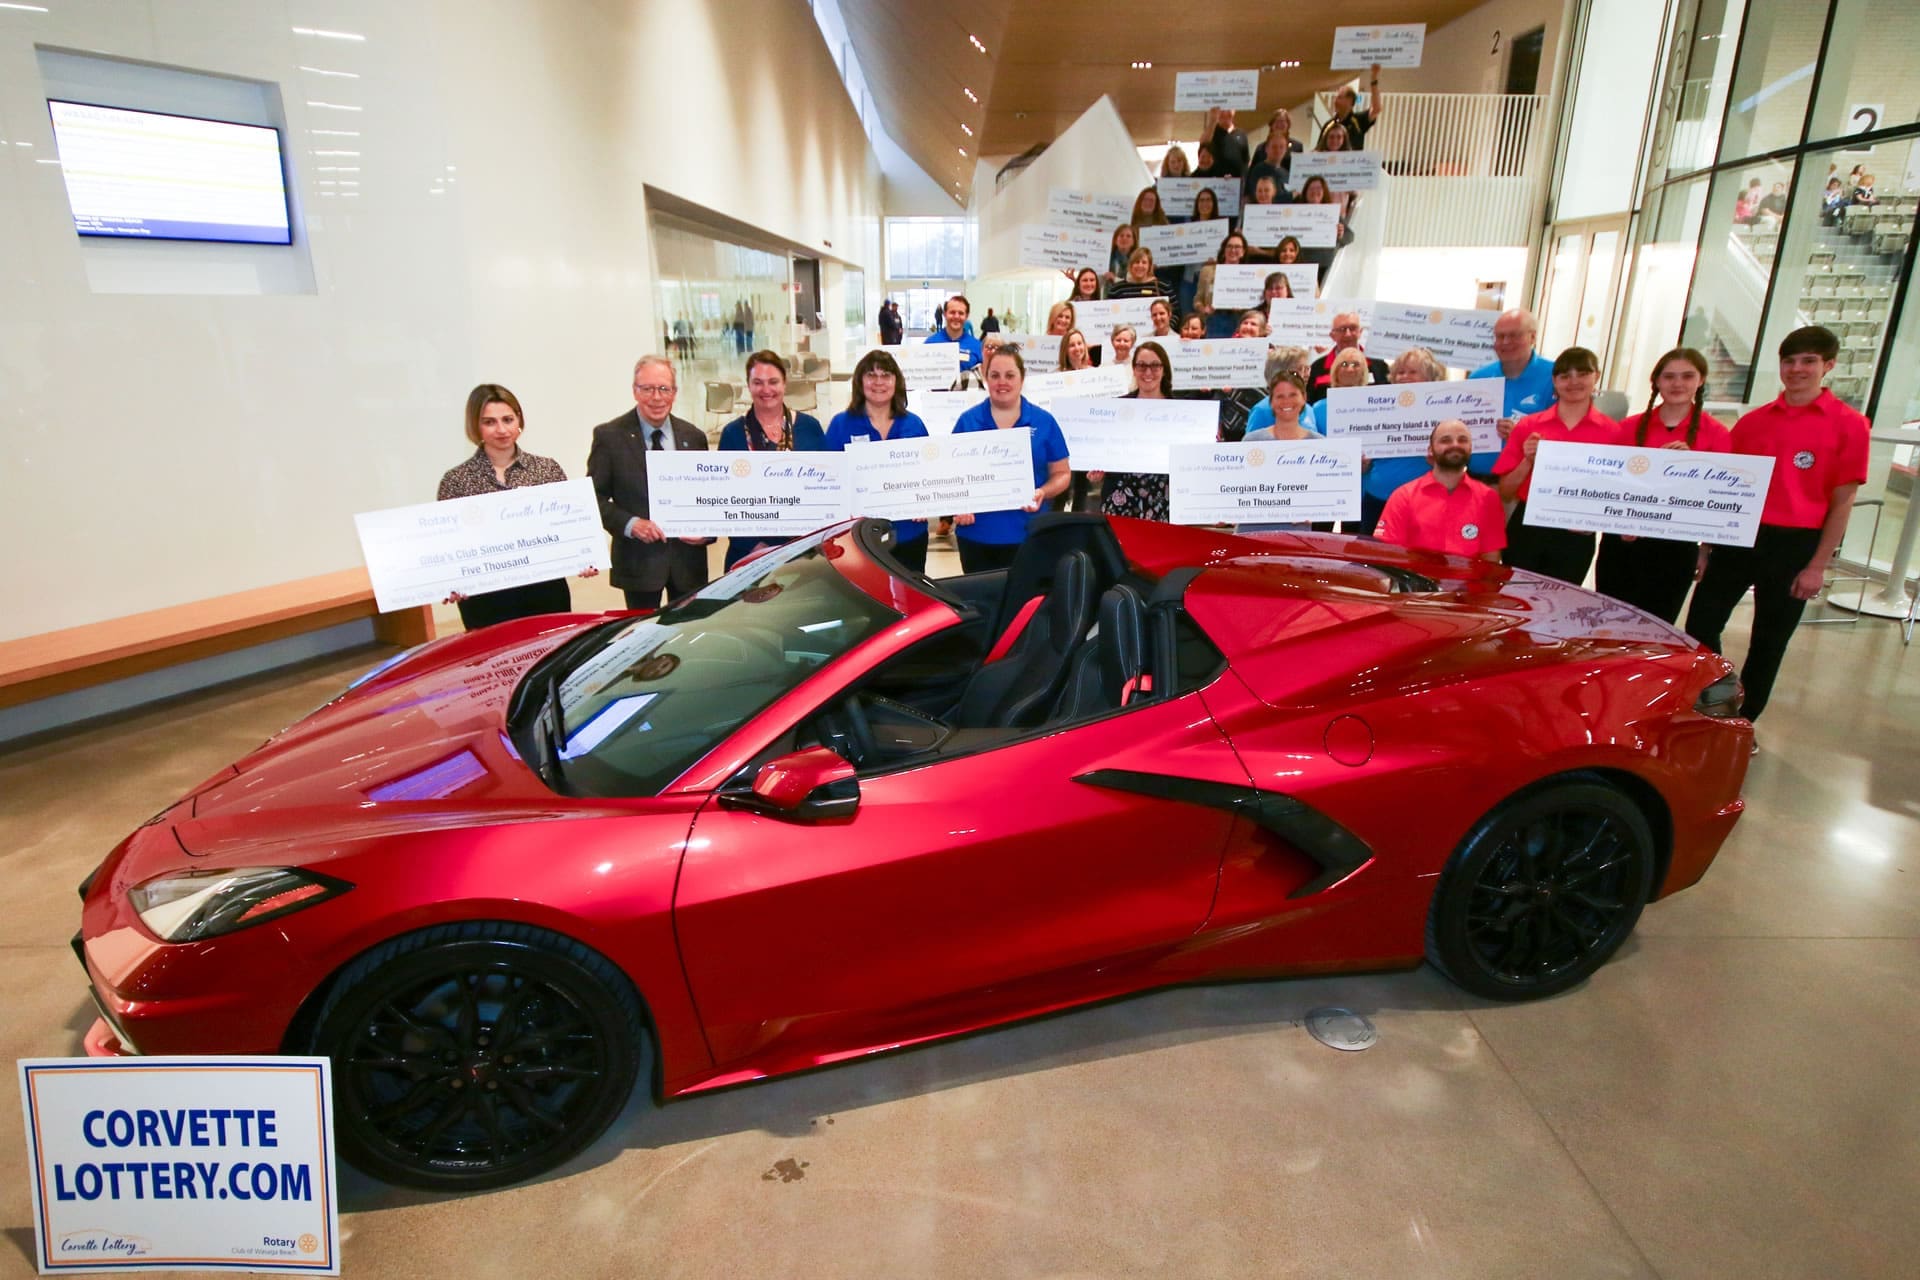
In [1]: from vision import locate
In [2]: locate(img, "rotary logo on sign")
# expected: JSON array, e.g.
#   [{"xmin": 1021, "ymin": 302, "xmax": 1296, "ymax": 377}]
[
  {"xmin": 920, "ymin": 441, "xmax": 940, "ymax": 462},
  {"xmin": 731, "ymin": 459, "xmax": 751, "ymax": 478},
  {"xmin": 1246, "ymin": 446, "xmax": 1267, "ymax": 467},
  {"xmin": 459, "ymin": 505, "xmax": 486, "ymax": 527},
  {"xmin": 1427, "ymin": 310, "xmax": 1443, "ymax": 323},
  {"xmin": 1626, "ymin": 454, "xmax": 1652, "ymax": 476},
  {"xmin": 1397, "ymin": 390, "xmax": 1416, "ymax": 408},
  {"xmin": 299, "ymin": 1234, "xmax": 320, "ymax": 1255}
]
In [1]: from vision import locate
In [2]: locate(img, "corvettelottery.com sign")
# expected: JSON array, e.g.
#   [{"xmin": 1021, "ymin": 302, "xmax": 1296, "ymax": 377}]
[{"xmin": 18, "ymin": 1057, "xmax": 339, "ymax": 1274}]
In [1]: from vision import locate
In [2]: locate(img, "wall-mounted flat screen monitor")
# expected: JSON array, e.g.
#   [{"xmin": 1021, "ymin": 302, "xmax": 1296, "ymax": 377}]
[{"xmin": 46, "ymin": 99, "xmax": 293, "ymax": 245}]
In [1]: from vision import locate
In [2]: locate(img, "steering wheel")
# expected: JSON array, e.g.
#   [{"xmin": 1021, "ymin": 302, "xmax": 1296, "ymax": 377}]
[{"xmin": 813, "ymin": 697, "xmax": 878, "ymax": 767}]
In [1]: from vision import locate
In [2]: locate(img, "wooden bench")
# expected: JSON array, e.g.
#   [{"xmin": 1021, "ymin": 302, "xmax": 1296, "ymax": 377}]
[{"xmin": 0, "ymin": 569, "xmax": 436, "ymax": 710}]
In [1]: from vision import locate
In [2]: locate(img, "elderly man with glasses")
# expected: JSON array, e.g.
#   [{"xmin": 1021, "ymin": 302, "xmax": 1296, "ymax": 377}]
[{"xmin": 587, "ymin": 355, "xmax": 714, "ymax": 610}]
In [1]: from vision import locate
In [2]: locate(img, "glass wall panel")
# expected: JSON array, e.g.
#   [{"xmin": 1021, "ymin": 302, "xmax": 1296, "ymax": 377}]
[
  {"xmin": 1751, "ymin": 142, "xmax": 1915, "ymax": 407},
  {"xmin": 885, "ymin": 217, "xmax": 969, "ymax": 280},
  {"xmin": 1614, "ymin": 178, "xmax": 1711, "ymax": 386},
  {"xmin": 1663, "ymin": 0, "xmax": 1746, "ymax": 179},
  {"xmin": 1717, "ymin": 0, "xmax": 1827, "ymax": 162},
  {"xmin": 1805, "ymin": 0, "xmax": 1920, "ymax": 147},
  {"xmin": 1680, "ymin": 165, "xmax": 1792, "ymax": 400},
  {"xmin": 651, "ymin": 214, "xmax": 793, "ymax": 398}
]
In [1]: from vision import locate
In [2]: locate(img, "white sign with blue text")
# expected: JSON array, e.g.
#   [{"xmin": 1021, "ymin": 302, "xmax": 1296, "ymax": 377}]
[
  {"xmin": 647, "ymin": 451, "xmax": 850, "ymax": 538},
  {"xmin": 354, "ymin": 478, "xmax": 607, "ymax": 613},
  {"xmin": 1361, "ymin": 302, "xmax": 1499, "ymax": 367},
  {"xmin": 1331, "ymin": 23, "xmax": 1426, "ymax": 69},
  {"xmin": 19, "ymin": 1056, "xmax": 340, "ymax": 1275},
  {"xmin": 1524, "ymin": 443, "xmax": 1776, "ymax": 548},
  {"xmin": 1169, "ymin": 438, "xmax": 1363, "ymax": 524},
  {"xmin": 1323, "ymin": 380, "xmax": 1504, "ymax": 458},
  {"xmin": 1175, "ymin": 70, "xmax": 1259, "ymax": 111}
]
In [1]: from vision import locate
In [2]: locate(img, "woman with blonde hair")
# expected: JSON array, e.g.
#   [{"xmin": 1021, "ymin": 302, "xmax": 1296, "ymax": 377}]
[{"xmin": 436, "ymin": 384, "xmax": 596, "ymax": 630}]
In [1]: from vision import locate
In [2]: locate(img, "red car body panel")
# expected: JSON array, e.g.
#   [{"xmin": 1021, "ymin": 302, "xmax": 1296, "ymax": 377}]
[{"xmin": 76, "ymin": 518, "xmax": 1749, "ymax": 1105}]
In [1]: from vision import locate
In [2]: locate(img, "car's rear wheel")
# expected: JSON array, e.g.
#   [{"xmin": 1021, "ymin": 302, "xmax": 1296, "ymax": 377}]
[
  {"xmin": 1426, "ymin": 779, "xmax": 1655, "ymax": 1001},
  {"xmin": 308, "ymin": 922, "xmax": 645, "ymax": 1191}
]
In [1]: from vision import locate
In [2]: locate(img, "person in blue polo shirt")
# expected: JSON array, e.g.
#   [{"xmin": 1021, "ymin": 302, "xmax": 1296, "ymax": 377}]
[
  {"xmin": 926, "ymin": 294, "xmax": 984, "ymax": 372},
  {"xmin": 825, "ymin": 348, "xmax": 932, "ymax": 573},
  {"xmin": 951, "ymin": 345, "xmax": 1072, "ymax": 573},
  {"xmin": 1466, "ymin": 308, "xmax": 1554, "ymax": 480}
]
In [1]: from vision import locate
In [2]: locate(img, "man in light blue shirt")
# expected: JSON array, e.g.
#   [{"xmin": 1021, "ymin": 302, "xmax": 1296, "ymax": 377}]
[
  {"xmin": 925, "ymin": 294, "xmax": 984, "ymax": 371},
  {"xmin": 1467, "ymin": 308, "xmax": 1554, "ymax": 477}
]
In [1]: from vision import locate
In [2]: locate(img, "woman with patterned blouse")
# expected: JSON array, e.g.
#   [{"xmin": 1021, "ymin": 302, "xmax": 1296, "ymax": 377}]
[
  {"xmin": 436, "ymin": 383, "xmax": 597, "ymax": 632},
  {"xmin": 1094, "ymin": 341, "xmax": 1190, "ymax": 523}
]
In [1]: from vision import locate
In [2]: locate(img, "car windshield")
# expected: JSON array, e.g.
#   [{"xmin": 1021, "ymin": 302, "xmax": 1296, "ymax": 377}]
[{"xmin": 532, "ymin": 541, "xmax": 900, "ymax": 797}]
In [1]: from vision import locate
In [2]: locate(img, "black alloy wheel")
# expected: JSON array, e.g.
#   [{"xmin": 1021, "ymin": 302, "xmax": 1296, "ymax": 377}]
[
  {"xmin": 1427, "ymin": 779, "xmax": 1656, "ymax": 1001},
  {"xmin": 309, "ymin": 922, "xmax": 645, "ymax": 1190}
]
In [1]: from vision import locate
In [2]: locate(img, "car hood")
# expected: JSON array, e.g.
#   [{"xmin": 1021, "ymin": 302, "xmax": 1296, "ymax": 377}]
[{"xmin": 175, "ymin": 616, "xmax": 602, "ymax": 857}]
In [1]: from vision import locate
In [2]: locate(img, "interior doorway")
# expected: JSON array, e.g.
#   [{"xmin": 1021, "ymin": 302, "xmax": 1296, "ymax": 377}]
[
  {"xmin": 1505, "ymin": 26, "xmax": 1545, "ymax": 97},
  {"xmin": 1537, "ymin": 216, "xmax": 1630, "ymax": 375}
]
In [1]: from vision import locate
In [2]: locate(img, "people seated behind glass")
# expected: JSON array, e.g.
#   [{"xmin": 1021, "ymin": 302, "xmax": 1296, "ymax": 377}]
[
  {"xmin": 1851, "ymin": 172, "xmax": 1878, "ymax": 206},
  {"xmin": 1373, "ymin": 420, "xmax": 1507, "ymax": 563},
  {"xmin": 1820, "ymin": 177, "xmax": 1848, "ymax": 224},
  {"xmin": 1733, "ymin": 178, "xmax": 1763, "ymax": 226},
  {"xmin": 825, "ymin": 348, "xmax": 932, "ymax": 574},
  {"xmin": 717, "ymin": 350, "xmax": 827, "ymax": 570},
  {"xmin": 949, "ymin": 346, "xmax": 1073, "ymax": 573},
  {"xmin": 437, "ymin": 383, "xmax": 597, "ymax": 631}
]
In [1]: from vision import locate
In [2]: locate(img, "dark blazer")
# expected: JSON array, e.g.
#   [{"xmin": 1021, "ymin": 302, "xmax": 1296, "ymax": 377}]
[
  {"xmin": 586, "ymin": 408, "xmax": 711, "ymax": 595},
  {"xmin": 1306, "ymin": 351, "xmax": 1391, "ymax": 403}
]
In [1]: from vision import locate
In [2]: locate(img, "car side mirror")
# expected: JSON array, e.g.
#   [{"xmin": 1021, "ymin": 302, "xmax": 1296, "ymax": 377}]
[{"xmin": 719, "ymin": 746, "xmax": 859, "ymax": 821}]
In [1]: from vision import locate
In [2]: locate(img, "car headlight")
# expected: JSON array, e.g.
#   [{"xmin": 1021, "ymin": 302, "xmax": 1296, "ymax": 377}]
[
  {"xmin": 128, "ymin": 868, "xmax": 351, "ymax": 943},
  {"xmin": 1694, "ymin": 671, "xmax": 1745, "ymax": 719}
]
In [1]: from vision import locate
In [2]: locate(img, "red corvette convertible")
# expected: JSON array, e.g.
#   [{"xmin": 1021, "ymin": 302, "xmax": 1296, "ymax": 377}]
[{"xmin": 74, "ymin": 515, "xmax": 1749, "ymax": 1189}]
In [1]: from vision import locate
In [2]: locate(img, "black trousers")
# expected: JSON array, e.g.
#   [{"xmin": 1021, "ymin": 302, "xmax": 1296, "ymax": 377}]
[
  {"xmin": 456, "ymin": 578, "xmax": 572, "ymax": 632},
  {"xmin": 892, "ymin": 536, "xmax": 929, "ymax": 575},
  {"xmin": 957, "ymin": 538, "xmax": 1020, "ymax": 574},
  {"xmin": 1595, "ymin": 534, "xmax": 1699, "ymax": 624},
  {"xmin": 1684, "ymin": 525, "xmax": 1823, "ymax": 722},
  {"xmin": 1504, "ymin": 502, "xmax": 1596, "ymax": 585}
]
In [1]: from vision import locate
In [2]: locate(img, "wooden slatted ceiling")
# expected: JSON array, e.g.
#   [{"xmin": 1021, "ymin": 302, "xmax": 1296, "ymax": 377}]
[{"xmin": 838, "ymin": 0, "xmax": 1485, "ymax": 203}]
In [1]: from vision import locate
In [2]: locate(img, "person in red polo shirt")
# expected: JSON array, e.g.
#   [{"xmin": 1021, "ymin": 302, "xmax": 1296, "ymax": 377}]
[
  {"xmin": 1492, "ymin": 346, "xmax": 1622, "ymax": 584},
  {"xmin": 1593, "ymin": 347, "xmax": 1735, "ymax": 622},
  {"xmin": 1374, "ymin": 420, "xmax": 1506, "ymax": 561},
  {"xmin": 1685, "ymin": 325, "xmax": 1869, "ymax": 732}
]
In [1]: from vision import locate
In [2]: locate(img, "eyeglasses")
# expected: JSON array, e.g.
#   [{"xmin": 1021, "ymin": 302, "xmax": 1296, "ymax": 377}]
[
  {"xmin": 1133, "ymin": 360, "xmax": 1164, "ymax": 370},
  {"xmin": 634, "ymin": 383, "xmax": 676, "ymax": 396},
  {"xmin": 863, "ymin": 370, "xmax": 896, "ymax": 378}
]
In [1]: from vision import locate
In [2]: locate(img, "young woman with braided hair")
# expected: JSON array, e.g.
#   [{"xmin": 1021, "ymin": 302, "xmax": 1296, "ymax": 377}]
[{"xmin": 1593, "ymin": 348, "xmax": 1734, "ymax": 622}]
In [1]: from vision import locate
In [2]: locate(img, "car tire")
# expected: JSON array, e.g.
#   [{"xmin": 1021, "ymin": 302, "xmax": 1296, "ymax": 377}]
[
  {"xmin": 307, "ymin": 921, "xmax": 646, "ymax": 1191},
  {"xmin": 1426, "ymin": 778, "xmax": 1656, "ymax": 1001}
]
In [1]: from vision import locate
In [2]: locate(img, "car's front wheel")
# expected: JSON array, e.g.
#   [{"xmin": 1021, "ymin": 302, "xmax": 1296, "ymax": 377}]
[
  {"xmin": 308, "ymin": 921, "xmax": 645, "ymax": 1191},
  {"xmin": 1426, "ymin": 778, "xmax": 1656, "ymax": 1001}
]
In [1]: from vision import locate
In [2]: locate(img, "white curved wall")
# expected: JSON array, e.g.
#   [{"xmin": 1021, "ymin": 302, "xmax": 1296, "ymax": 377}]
[{"xmin": 0, "ymin": 0, "xmax": 883, "ymax": 640}]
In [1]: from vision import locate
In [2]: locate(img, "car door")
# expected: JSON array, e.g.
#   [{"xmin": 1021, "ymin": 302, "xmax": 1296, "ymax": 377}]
[{"xmin": 672, "ymin": 690, "xmax": 1244, "ymax": 1068}]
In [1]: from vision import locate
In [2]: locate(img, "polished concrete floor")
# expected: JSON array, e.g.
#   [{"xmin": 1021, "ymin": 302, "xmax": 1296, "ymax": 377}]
[{"xmin": 3, "ymin": 565, "xmax": 1916, "ymax": 1279}]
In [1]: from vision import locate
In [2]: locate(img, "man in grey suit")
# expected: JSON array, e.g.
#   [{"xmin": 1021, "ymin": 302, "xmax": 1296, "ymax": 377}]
[{"xmin": 587, "ymin": 355, "xmax": 713, "ymax": 610}]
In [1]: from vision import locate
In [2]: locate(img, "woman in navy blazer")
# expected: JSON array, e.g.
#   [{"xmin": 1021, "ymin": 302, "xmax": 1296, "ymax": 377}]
[
  {"xmin": 717, "ymin": 350, "xmax": 827, "ymax": 570},
  {"xmin": 825, "ymin": 349, "xmax": 933, "ymax": 573}
]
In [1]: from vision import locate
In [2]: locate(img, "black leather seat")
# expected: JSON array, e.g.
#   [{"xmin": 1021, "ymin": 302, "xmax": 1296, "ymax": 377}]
[
  {"xmin": 984, "ymin": 514, "xmax": 1128, "ymax": 643},
  {"xmin": 1051, "ymin": 584, "xmax": 1147, "ymax": 721},
  {"xmin": 953, "ymin": 550, "xmax": 1094, "ymax": 729}
]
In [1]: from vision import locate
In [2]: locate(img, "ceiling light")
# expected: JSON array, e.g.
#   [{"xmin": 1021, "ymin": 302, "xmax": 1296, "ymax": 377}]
[
  {"xmin": 968, "ymin": 34, "xmax": 986, "ymax": 53},
  {"xmin": 0, "ymin": 3, "xmax": 53, "ymax": 11},
  {"xmin": 312, "ymin": 149, "xmax": 360, "ymax": 157},
  {"xmin": 961, "ymin": 123, "xmax": 973, "ymax": 136},
  {"xmin": 963, "ymin": 87, "xmax": 978, "ymax": 103},
  {"xmin": 299, "ymin": 66, "xmax": 360, "ymax": 78},
  {"xmin": 309, "ymin": 128, "xmax": 359, "ymax": 136},
  {"xmin": 1131, "ymin": 61, "xmax": 1152, "ymax": 70},
  {"xmin": 305, "ymin": 100, "xmax": 362, "ymax": 112},
  {"xmin": 291, "ymin": 26, "xmax": 365, "ymax": 41},
  {"xmin": 957, "ymin": 147, "xmax": 967, "ymax": 157}
]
